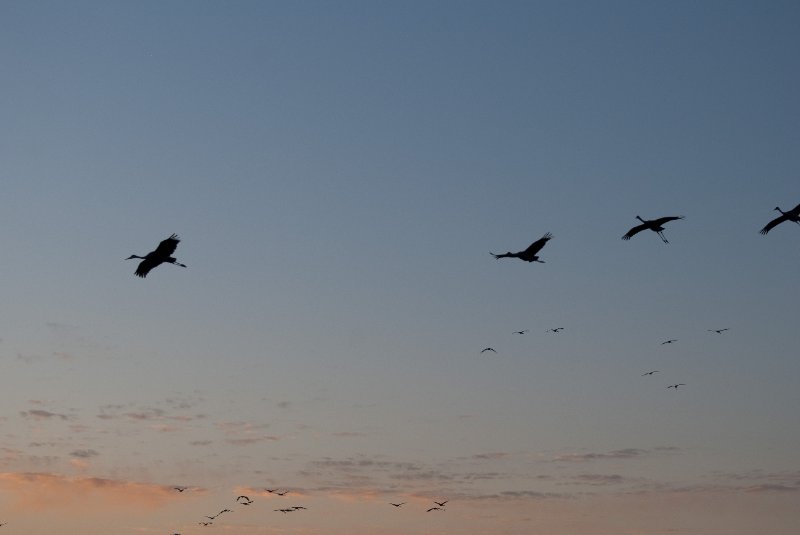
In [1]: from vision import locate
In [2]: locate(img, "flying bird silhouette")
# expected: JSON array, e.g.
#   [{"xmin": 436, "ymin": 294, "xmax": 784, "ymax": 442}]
[
  {"xmin": 390, "ymin": 502, "xmax": 406, "ymax": 507},
  {"xmin": 642, "ymin": 371, "xmax": 659, "ymax": 376},
  {"xmin": 708, "ymin": 328, "xmax": 729, "ymax": 334},
  {"xmin": 199, "ymin": 522, "xmax": 213, "ymax": 526},
  {"xmin": 426, "ymin": 507, "xmax": 444, "ymax": 512},
  {"xmin": 480, "ymin": 347, "xmax": 497, "ymax": 354},
  {"xmin": 661, "ymin": 339, "xmax": 677, "ymax": 345},
  {"xmin": 546, "ymin": 327, "xmax": 564, "ymax": 333},
  {"xmin": 513, "ymin": 330, "xmax": 528, "ymax": 335},
  {"xmin": 173, "ymin": 486, "xmax": 187, "ymax": 492},
  {"xmin": 622, "ymin": 216, "xmax": 684, "ymax": 243},
  {"xmin": 433, "ymin": 500, "xmax": 448, "ymax": 507},
  {"xmin": 275, "ymin": 490, "xmax": 289, "ymax": 496},
  {"xmin": 126, "ymin": 234, "xmax": 186, "ymax": 278},
  {"xmin": 759, "ymin": 203, "xmax": 800, "ymax": 234},
  {"xmin": 236, "ymin": 495, "xmax": 251, "ymax": 503},
  {"xmin": 491, "ymin": 232, "xmax": 553, "ymax": 263},
  {"xmin": 667, "ymin": 384, "xmax": 686, "ymax": 389}
]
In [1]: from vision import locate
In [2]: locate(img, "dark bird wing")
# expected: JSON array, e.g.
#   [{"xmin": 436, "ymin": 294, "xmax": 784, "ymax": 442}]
[
  {"xmin": 652, "ymin": 216, "xmax": 685, "ymax": 226},
  {"xmin": 134, "ymin": 258, "xmax": 159, "ymax": 278},
  {"xmin": 622, "ymin": 223, "xmax": 648, "ymax": 240},
  {"xmin": 154, "ymin": 234, "xmax": 180, "ymax": 256},
  {"xmin": 522, "ymin": 232, "xmax": 553, "ymax": 255},
  {"xmin": 760, "ymin": 213, "xmax": 788, "ymax": 235}
]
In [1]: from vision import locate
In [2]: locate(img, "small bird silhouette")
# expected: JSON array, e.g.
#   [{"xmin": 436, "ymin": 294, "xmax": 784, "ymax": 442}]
[
  {"xmin": 759, "ymin": 203, "xmax": 800, "ymax": 234},
  {"xmin": 622, "ymin": 215, "xmax": 684, "ymax": 243},
  {"xmin": 480, "ymin": 347, "xmax": 497, "ymax": 354},
  {"xmin": 667, "ymin": 384, "xmax": 686, "ymax": 389},
  {"xmin": 199, "ymin": 522, "xmax": 212, "ymax": 526},
  {"xmin": 173, "ymin": 486, "xmax": 187, "ymax": 492},
  {"xmin": 275, "ymin": 490, "xmax": 289, "ymax": 496},
  {"xmin": 491, "ymin": 232, "xmax": 553, "ymax": 263},
  {"xmin": 265, "ymin": 488, "xmax": 278, "ymax": 493},
  {"xmin": 292, "ymin": 506, "xmax": 307, "ymax": 510},
  {"xmin": 661, "ymin": 339, "xmax": 677, "ymax": 345},
  {"xmin": 546, "ymin": 327, "xmax": 564, "ymax": 333},
  {"xmin": 236, "ymin": 495, "xmax": 251, "ymax": 503},
  {"xmin": 708, "ymin": 328, "xmax": 729, "ymax": 334},
  {"xmin": 390, "ymin": 502, "xmax": 406, "ymax": 507},
  {"xmin": 433, "ymin": 500, "xmax": 448, "ymax": 507},
  {"xmin": 427, "ymin": 507, "xmax": 444, "ymax": 512},
  {"xmin": 642, "ymin": 371, "xmax": 659, "ymax": 376},
  {"xmin": 513, "ymin": 330, "xmax": 528, "ymax": 335},
  {"xmin": 126, "ymin": 234, "xmax": 186, "ymax": 278}
]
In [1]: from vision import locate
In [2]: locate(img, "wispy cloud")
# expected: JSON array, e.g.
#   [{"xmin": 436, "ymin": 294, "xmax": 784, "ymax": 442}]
[
  {"xmin": 69, "ymin": 449, "xmax": 99, "ymax": 459},
  {"xmin": 20, "ymin": 409, "xmax": 71, "ymax": 421},
  {"xmin": 552, "ymin": 447, "xmax": 677, "ymax": 463}
]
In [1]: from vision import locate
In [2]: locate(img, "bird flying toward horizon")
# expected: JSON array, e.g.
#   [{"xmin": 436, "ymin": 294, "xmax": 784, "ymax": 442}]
[
  {"xmin": 390, "ymin": 502, "xmax": 406, "ymax": 507},
  {"xmin": 759, "ymin": 203, "xmax": 800, "ymax": 234},
  {"xmin": 667, "ymin": 384, "xmax": 686, "ymax": 389},
  {"xmin": 173, "ymin": 486, "xmax": 187, "ymax": 492},
  {"xmin": 480, "ymin": 347, "xmax": 497, "ymax": 354},
  {"xmin": 433, "ymin": 500, "xmax": 448, "ymax": 507},
  {"xmin": 661, "ymin": 339, "xmax": 677, "ymax": 345},
  {"xmin": 513, "ymin": 330, "xmax": 528, "ymax": 335},
  {"xmin": 491, "ymin": 232, "xmax": 553, "ymax": 263},
  {"xmin": 708, "ymin": 328, "xmax": 729, "ymax": 334},
  {"xmin": 642, "ymin": 371, "xmax": 659, "ymax": 376},
  {"xmin": 427, "ymin": 507, "xmax": 444, "ymax": 512},
  {"xmin": 622, "ymin": 215, "xmax": 684, "ymax": 243},
  {"xmin": 546, "ymin": 327, "xmax": 564, "ymax": 333},
  {"xmin": 126, "ymin": 234, "xmax": 186, "ymax": 278}
]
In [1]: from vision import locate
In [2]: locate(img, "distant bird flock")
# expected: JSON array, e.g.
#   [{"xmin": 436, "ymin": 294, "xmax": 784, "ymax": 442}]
[{"xmin": 116, "ymin": 203, "xmax": 792, "ymax": 533}]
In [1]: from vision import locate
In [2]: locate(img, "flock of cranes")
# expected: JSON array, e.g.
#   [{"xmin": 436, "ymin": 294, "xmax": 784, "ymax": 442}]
[
  {"xmin": 128, "ymin": 204, "xmax": 798, "ymax": 279},
  {"xmin": 163, "ymin": 487, "xmax": 447, "ymax": 533},
  {"xmin": 115, "ymin": 202, "xmax": 793, "ymax": 534}
]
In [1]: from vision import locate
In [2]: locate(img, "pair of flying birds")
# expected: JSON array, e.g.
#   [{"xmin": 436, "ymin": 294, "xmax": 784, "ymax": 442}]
[{"xmin": 490, "ymin": 215, "xmax": 685, "ymax": 263}]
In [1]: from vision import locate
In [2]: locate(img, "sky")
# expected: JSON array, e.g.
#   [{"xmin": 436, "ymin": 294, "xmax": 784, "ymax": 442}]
[{"xmin": 1, "ymin": 0, "xmax": 799, "ymax": 533}]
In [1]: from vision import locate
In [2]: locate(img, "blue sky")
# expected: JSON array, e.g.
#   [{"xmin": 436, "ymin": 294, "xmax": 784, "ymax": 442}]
[{"xmin": 1, "ymin": 1, "xmax": 799, "ymax": 534}]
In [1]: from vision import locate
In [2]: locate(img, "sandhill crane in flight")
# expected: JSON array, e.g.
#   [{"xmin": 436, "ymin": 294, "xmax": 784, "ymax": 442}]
[
  {"xmin": 426, "ymin": 507, "xmax": 444, "ymax": 512},
  {"xmin": 173, "ymin": 486, "xmax": 187, "ymax": 492},
  {"xmin": 708, "ymin": 328, "xmax": 729, "ymax": 334},
  {"xmin": 667, "ymin": 384, "xmax": 686, "ymax": 389},
  {"xmin": 661, "ymin": 339, "xmax": 677, "ymax": 345},
  {"xmin": 433, "ymin": 500, "xmax": 448, "ymax": 507},
  {"xmin": 642, "ymin": 371, "xmax": 659, "ymax": 376},
  {"xmin": 622, "ymin": 216, "xmax": 684, "ymax": 243},
  {"xmin": 513, "ymin": 330, "xmax": 528, "ymax": 335},
  {"xmin": 236, "ymin": 495, "xmax": 251, "ymax": 503},
  {"xmin": 199, "ymin": 522, "xmax": 213, "ymax": 526},
  {"xmin": 759, "ymin": 203, "xmax": 800, "ymax": 234},
  {"xmin": 275, "ymin": 490, "xmax": 289, "ymax": 496},
  {"xmin": 491, "ymin": 232, "xmax": 553, "ymax": 263},
  {"xmin": 390, "ymin": 502, "xmax": 406, "ymax": 507},
  {"xmin": 546, "ymin": 327, "xmax": 564, "ymax": 333},
  {"xmin": 126, "ymin": 234, "xmax": 186, "ymax": 277},
  {"xmin": 480, "ymin": 347, "xmax": 497, "ymax": 354}
]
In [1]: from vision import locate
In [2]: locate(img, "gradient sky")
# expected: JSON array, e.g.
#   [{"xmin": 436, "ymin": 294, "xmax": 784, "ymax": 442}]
[{"xmin": 1, "ymin": 1, "xmax": 799, "ymax": 533}]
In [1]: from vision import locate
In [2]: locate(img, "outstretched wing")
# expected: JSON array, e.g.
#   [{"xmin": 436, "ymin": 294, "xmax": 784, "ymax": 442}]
[
  {"xmin": 759, "ymin": 213, "xmax": 787, "ymax": 235},
  {"xmin": 522, "ymin": 232, "xmax": 553, "ymax": 255},
  {"xmin": 154, "ymin": 234, "xmax": 180, "ymax": 256},
  {"xmin": 622, "ymin": 223, "xmax": 647, "ymax": 240},
  {"xmin": 652, "ymin": 216, "xmax": 685, "ymax": 226},
  {"xmin": 134, "ymin": 258, "xmax": 159, "ymax": 278}
]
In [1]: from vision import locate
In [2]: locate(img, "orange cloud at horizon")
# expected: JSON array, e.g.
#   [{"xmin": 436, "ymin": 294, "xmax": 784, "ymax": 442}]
[{"xmin": 0, "ymin": 472, "xmax": 188, "ymax": 513}]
